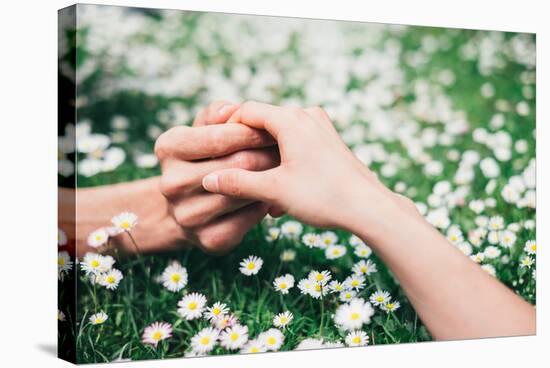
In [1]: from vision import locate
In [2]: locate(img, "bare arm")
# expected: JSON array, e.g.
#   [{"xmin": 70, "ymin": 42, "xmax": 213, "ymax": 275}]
[{"xmin": 344, "ymin": 187, "xmax": 535, "ymax": 340}]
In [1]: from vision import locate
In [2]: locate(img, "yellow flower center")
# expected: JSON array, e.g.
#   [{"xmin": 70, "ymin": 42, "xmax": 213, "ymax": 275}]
[
  {"xmin": 314, "ymin": 284, "xmax": 321, "ymax": 292},
  {"xmin": 360, "ymin": 267, "xmax": 367, "ymax": 273},
  {"xmin": 152, "ymin": 331, "xmax": 162, "ymax": 341},
  {"xmin": 95, "ymin": 235, "xmax": 103, "ymax": 241},
  {"xmin": 324, "ymin": 238, "xmax": 331, "ymax": 245},
  {"xmin": 280, "ymin": 317, "xmax": 288, "ymax": 324},
  {"xmin": 58, "ymin": 257, "xmax": 65, "ymax": 266},
  {"xmin": 188, "ymin": 302, "xmax": 197, "ymax": 310},
  {"xmin": 230, "ymin": 332, "xmax": 239, "ymax": 341},
  {"xmin": 95, "ymin": 318, "xmax": 103, "ymax": 324},
  {"xmin": 267, "ymin": 337, "xmax": 276, "ymax": 345},
  {"xmin": 213, "ymin": 307, "xmax": 221, "ymax": 315},
  {"xmin": 91, "ymin": 260, "xmax": 100, "ymax": 268},
  {"xmin": 316, "ymin": 274, "xmax": 324, "ymax": 281},
  {"xmin": 351, "ymin": 280, "xmax": 359, "ymax": 287},
  {"xmin": 279, "ymin": 282, "xmax": 287, "ymax": 289},
  {"xmin": 531, "ymin": 244, "xmax": 537, "ymax": 251},
  {"xmin": 171, "ymin": 273, "xmax": 181, "ymax": 283},
  {"xmin": 106, "ymin": 275, "xmax": 115, "ymax": 284},
  {"xmin": 350, "ymin": 312, "xmax": 360, "ymax": 320},
  {"xmin": 352, "ymin": 336, "xmax": 361, "ymax": 344},
  {"xmin": 247, "ymin": 262, "xmax": 255, "ymax": 270},
  {"xmin": 376, "ymin": 296, "xmax": 384, "ymax": 302},
  {"xmin": 250, "ymin": 347, "xmax": 259, "ymax": 353},
  {"xmin": 200, "ymin": 337, "xmax": 210, "ymax": 345},
  {"xmin": 386, "ymin": 303, "xmax": 394, "ymax": 309},
  {"xmin": 332, "ymin": 249, "xmax": 340, "ymax": 255},
  {"xmin": 120, "ymin": 221, "xmax": 130, "ymax": 229}
]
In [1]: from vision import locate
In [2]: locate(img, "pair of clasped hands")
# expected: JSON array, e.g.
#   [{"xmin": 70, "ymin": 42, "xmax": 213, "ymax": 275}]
[{"xmin": 155, "ymin": 100, "xmax": 418, "ymax": 254}]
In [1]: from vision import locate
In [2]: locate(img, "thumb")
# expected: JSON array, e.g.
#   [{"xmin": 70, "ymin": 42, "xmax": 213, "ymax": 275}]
[{"xmin": 202, "ymin": 168, "xmax": 276, "ymax": 202}]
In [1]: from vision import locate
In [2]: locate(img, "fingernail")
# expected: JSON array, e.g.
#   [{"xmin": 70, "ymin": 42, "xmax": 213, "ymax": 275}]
[
  {"xmin": 218, "ymin": 104, "xmax": 236, "ymax": 115},
  {"xmin": 202, "ymin": 174, "xmax": 219, "ymax": 192}
]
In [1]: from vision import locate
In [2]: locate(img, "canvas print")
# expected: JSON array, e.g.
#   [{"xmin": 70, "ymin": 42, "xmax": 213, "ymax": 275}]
[{"xmin": 58, "ymin": 4, "xmax": 536, "ymax": 364}]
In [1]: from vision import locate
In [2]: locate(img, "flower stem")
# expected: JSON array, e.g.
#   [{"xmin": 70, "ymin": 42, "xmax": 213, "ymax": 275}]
[{"xmin": 319, "ymin": 285, "xmax": 325, "ymax": 337}]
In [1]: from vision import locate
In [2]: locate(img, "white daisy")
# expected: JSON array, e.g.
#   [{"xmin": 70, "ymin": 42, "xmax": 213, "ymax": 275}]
[
  {"xmin": 190, "ymin": 327, "xmax": 219, "ymax": 354},
  {"xmin": 499, "ymin": 230, "xmax": 517, "ymax": 248},
  {"xmin": 319, "ymin": 231, "xmax": 338, "ymax": 248},
  {"xmin": 369, "ymin": 290, "xmax": 391, "ymax": 306},
  {"xmin": 487, "ymin": 230, "xmax": 500, "ymax": 244},
  {"xmin": 99, "ymin": 268, "xmax": 123, "ymax": 290},
  {"xmin": 142, "ymin": 321, "xmax": 172, "ymax": 347},
  {"xmin": 89, "ymin": 311, "xmax": 108, "ymax": 325},
  {"xmin": 80, "ymin": 253, "xmax": 115, "ymax": 275},
  {"xmin": 204, "ymin": 302, "xmax": 229, "ymax": 321},
  {"xmin": 520, "ymin": 256, "xmax": 535, "ymax": 268},
  {"xmin": 58, "ymin": 251, "xmax": 73, "ymax": 279},
  {"xmin": 220, "ymin": 324, "xmax": 248, "ymax": 350},
  {"xmin": 354, "ymin": 244, "xmax": 372, "ymax": 258},
  {"xmin": 324, "ymin": 341, "xmax": 345, "ymax": 348},
  {"xmin": 381, "ymin": 301, "xmax": 401, "ymax": 313},
  {"xmin": 58, "ymin": 228, "xmax": 68, "ymax": 246},
  {"xmin": 160, "ymin": 262, "xmax": 188, "ymax": 292},
  {"xmin": 349, "ymin": 234, "xmax": 366, "ymax": 247},
  {"xmin": 325, "ymin": 244, "xmax": 347, "ymax": 259},
  {"xmin": 239, "ymin": 255, "xmax": 263, "ymax": 276},
  {"xmin": 328, "ymin": 280, "xmax": 345, "ymax": 293},
  {"xmin": 281, "ymin": 221, "xmax": 303, "ymax": 239},
  {"xmin": 280, "ymin": 249, "xmax": 296, "ymax": 262},
  {"xmin": 240, "ymin": 339, "xmax": 267, "ymax": 354},
  {"xmin": 273, "ymin": 274, "xmax": 295, "ymax": 294},
  {"xmin": 259, "ymin": 328, "xmax": 284, "ymax": 351},
  {"xmin": 470, "ymin": 252, "xmax": 485, "ymax": 263},
  {"xmin": 484, "ymin": 245, "xmax": 501, "ymax": 259},
  {"xmin": 524, "ymin": 240, "xmax": 536, "ymax": 255},
  {"xmin": 265, "ymin": 227, "xmax": 281, "ymax": 242},
  {"xmin": 488, "ymin": 216, "xmax": 504, "ymax": 231},
  {"xmin": 111, "ymin": 212, "xmax": 138, "ymax": 232},
  {"xmin": 302, "ymin": 233, "xmax": 321, "ymax": 248},
  {"xmin": 339, "ymin": 290, "xmax": 357, "ymax": 302},
  {"xmin": 308, "ymin": 270, "xmax": 332, "ymax": 285},
  {"xmin": 334, "ymin": 298, "xmax": 375, "ymax": 331},
  {"xmin": 481, "ymin": 264, "xmax": 496, "ymax": 276},
  {"xmin": 273, "ymin": 311, "xmax": 294, "ymax": 328},
  {"xmin": 446, "ymin": 225, "xmax": 464, "ymax": 245},
  {"xmin": 344, "ymin": 274, "xmax": 366, "ymax": 291},
  {"xmin": 345, "ymin": 330, "xmax": 369, "ymax": 347},
  {"xmin": 177, "ymin": 292, "xmax": 207, "ymax": 320},
  {"xmin": 352, "ymin": 260, "xmax": 377, "ymax": 276},
  {"xmin": 87, "ymin": 228, "xmax": 109, "ymax": 248},
  {"xmin": 295, "ymin": 338, "xmax": 324, "ymax": 350},
  {"xmin": 212, "ymin": 313, "xmax": 238, "ymax": 330}
]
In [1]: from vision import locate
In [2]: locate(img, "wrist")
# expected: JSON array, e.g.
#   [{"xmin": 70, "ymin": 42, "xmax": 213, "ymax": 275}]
[
  {"xmin": 337, "ymin": 180, "xmax": 420, "ymax": 246},
  {"xmin": 75, "ymin": 177, "xmax": 188, "ymax": 254}
]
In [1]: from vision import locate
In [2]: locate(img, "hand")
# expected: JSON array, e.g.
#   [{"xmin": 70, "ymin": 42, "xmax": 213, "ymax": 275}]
[
  {"xmin": 201, "ymin": 101, "xmax": 417, "ymax": 231},
  {"xmin": 154, "ymin": 101, "xmax": 280, "ymax": 254}
]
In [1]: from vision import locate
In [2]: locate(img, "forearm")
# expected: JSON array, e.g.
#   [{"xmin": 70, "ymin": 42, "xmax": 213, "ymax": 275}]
[
  {"xmin": 59, "ymin": 177, "xmax": 189, "ymax": 255},
  {"xmin": 342, "ymin": 185, "xmax": 535, "ymax": 340}
]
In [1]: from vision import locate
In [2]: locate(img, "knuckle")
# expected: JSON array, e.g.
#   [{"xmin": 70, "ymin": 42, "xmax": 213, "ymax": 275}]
[
  {"xmin": 174, "ymin": 207, "xmax": 203, "ymax": 228},
  {"xmin": 154, "ymin": 132, "xmax": 169, "ymax": 160},
  {"xmin": 159, "ymin": 175, "xmax": 178, "ymax": 197}
]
